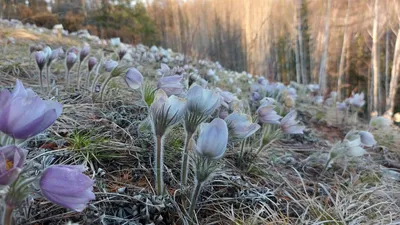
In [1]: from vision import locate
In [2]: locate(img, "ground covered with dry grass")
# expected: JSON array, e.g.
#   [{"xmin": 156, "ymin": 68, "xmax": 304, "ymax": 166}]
[{"xmin": 1, "ymin": 25, "xmax": 400, "ymax": 225}]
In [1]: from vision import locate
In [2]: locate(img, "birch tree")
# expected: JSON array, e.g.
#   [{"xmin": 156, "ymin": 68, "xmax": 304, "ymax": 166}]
[
  {"xmin": 371, "ymin": 0, "xmax": 380, "ymax": 114},
  {"xmin": 337, "ymin": 0, "xmax": 351, "ymax": 101},
  {"xmin": 318, "ymin": 0, "xmax": 332, "ymax": 96},
  {"xmin": 386, "ymin": 22, "xmax": 400, "ymax": 115}
]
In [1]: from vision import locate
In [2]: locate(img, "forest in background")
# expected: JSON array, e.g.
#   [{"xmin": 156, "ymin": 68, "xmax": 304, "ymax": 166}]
[{"xmin": 1, "ymin": 0, "xmax": 400, "ymax": 117}]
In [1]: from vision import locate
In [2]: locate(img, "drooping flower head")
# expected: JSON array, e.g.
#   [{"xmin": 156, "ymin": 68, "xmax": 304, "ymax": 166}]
[
  {"xmin": 66, "ymin": 52, "xmax": 77, "ymax": 71},
  {"xmin": 0, "ymin": 80, "xmax": 63, "ymax": 139},
  {"xmin": 79, "ymin": 45, "xmax": 90, "ymax": 62},
  {"xmin": 125, "ymin": 68, "xmax": 143, "ymax": 90},
  {"xmin": 150, "ymin": 89, "xmax": 187, "ymax": 136},
  {"xmin": 88, "ymin": 57, "xmax": 97, "ymax": 72},
  {"xmin": 195, "ymin": 118, "xmax": 228, "ymax": 160},
  {"xmin": 280, "ymin": 110, "xmax": 305, "ymax": 134},
  {"xmin": 35, "ymin": 51, "xmax": 46, "ymax": 71},
  {"xmin": 0, "ymin": 145, "xmax": 27, "ymax": 185},
  {"xmin": 39, "ymin": 165, "xmax": 95, "ymax": 212},
  {"xmin": 42, "ymin": 46, "xmax": 52, "ymax": 62},
  {"xmin": 157, "ymin": 75, "xmax": 184, "ymax": 96},
  {"xmin": 225, "ymin": 113, "xmax": 260, "ymax": 139}
]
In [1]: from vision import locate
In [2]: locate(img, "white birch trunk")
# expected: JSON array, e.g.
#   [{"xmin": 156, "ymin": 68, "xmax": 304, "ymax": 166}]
[
  {"xmin": 318, "ymin": 0, "xmax": 331, "ymax": 96},
  {"xmin": 386, "ymin": 26, "xmax": 400, "ymax": 116},
  {"xmin": 371, "ymin": 0, "xmax": 380, "ymax": 114},
  {"xmin": 298, "ymin": 0, "xmax": 308, "ymax": 84},
  {"xmin": 337, "ymin": 0, "xmax": 351, "ymax": 101}
]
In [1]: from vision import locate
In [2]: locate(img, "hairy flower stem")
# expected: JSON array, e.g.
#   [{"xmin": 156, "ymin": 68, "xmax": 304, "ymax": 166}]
[
  {"xmin": 39, "ymin": 70, "xmax": 43, "ymax": 92},
  {"xmin": 181, "ymin": 132, "xmax": 194, "ymax": 187},
  {"xmin": 85, "ymin": 71, "xmax": 91, "ymax": 92},
  {"xmin": 238, "ymin": 139, "xmax": 246, "ymax": 168},
  {"xmin": 99, "ymin": 75, "xmax": 113, "ymax": 102},
  {"xmin": 155, "ymin": 135, "xmax": 164, "ymax": 195},
  {"xmin": 77, "ymin": 62, "xmax": 82, "ymax": 90},
  {"xmin": 46, "ymin": 66, "xmax": 50, "ymax": 90},
  {"xmin": 3, "ymin": 206, "xmax": 13, "ymax": 225},
  {"xmin": 66, "ymin": 70, "xmax": 70, "ymax": 91},
  {"xmin": 188, "ymin": 180, "xmax": 203, "ymax": 223}
]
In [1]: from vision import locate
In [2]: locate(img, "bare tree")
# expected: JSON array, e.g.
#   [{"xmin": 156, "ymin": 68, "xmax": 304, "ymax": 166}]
[
  {"xmin": 386, "ymin": 4, "xmax": 400, "ymax": 116},
  {"xmin": 318, "ymin": 0, "xmax": 332, "ymax": 96},
  {"xmin": 337, "ymin": 0, "xmax": 351, "ymax": 101},
  {"xmin": 371, "ymin": 0, "xmax": 380, "ymax": 115}
]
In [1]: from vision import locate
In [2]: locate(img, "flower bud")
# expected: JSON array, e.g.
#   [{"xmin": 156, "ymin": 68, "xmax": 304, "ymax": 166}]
[
  {"xmin": 195, "ymin": 118, "xmax": 228, "ymax": 160},
  {"xmin": 80, "ymin": 45, "xmax": 90, "ymax": 62},
  {"xmin": 88, "ymin": 57, "xmax": 97, "ymax": 72},
  {"xmin": 66, "ymin": 52, "xmax": 77, "ymax": 71},
  {"xmin": 125, "ymin": 68, "xmax": 143, "ymax": 90},
  {"xmin": 150, "ymin": 89, "xmax": 187, "ymax": 135},
  {"xmin": 35, "ymin": 51, "xmax": 46, "ymax": 71},
  {"xmin": 358, "ymin": 131, "xmax": 376, "ymax": 147},
  {"xmin": 104, "ymin": 60, "xmax": 118, "ymax": 72}
]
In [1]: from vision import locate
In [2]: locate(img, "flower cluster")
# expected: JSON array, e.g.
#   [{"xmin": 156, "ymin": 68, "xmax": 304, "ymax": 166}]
[{"xmin": 0, "ymin": 80, "xmax": 95, "ymax": 225}]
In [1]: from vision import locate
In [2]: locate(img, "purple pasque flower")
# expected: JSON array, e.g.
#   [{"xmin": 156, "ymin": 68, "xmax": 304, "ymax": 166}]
[
  {"xmin": 80, "ymin": 45, "xmax": 90, "ymax": 62},
  {"xmin": 0, "ymin": 80, "xmax": 63, "ymax": 139},
  {"xmin": 216, "ymin": 88, "xmax": 235, "ymax": 108},
  {"xmin": 348, "ymin": 92, "xmax": 365, "ymax": 108},
  {"xmin": 186, "ymin": 84, "xmax": 220, "ymax": 116},
  {"xmin": 158, "ymin": 63, "xmax": 170, "ymax": 75},
  {"xmin": 196, "ymin": 118, "xmax": 228, "ymax": 160},
  {"xmin": 66, "ymin": 52, "xmax": 77, "ymax": 71},
  {"xmin": 251, "ymin": 92, "xmax": 261, "ymax": 102},
  {"xmin": 0, "ymin": 145, "xmax": 27, "ymax": 185},
  {"xmin": 337, "ymin": 101, "xmax": 348, "ymax": 111},
  {"xmin": 280, "ymin": 110, "xmax": 305, "ymax": 134},
  {"xmin": 42, "ymin": 46, "xmax": 52, "ymax": 62},
  {"xmin": 35, "ymin": 51, "xmax": 46, "ymax": 71},
  {"xmin": 125, "ymin": 68, "xmax": 143, "ymax": 90},
  {"xmin": 257, "ymin": 104, "xmax": 281, "ymax": 124},
  {"xmin": 157, "ymin": 75, "xmax": 184, "ymax": 96},
  {"xmin": 39, "ymin": 165, "xmax": 95, "ymax": 212},
  {"xmin": 110, "ymin": 37, "xmax": 121, "ymax": 47},
  {"xmin": 47, "ymin": 48, "xmax": 64, "ymax": 66},
  {"xmin": 225, "ymin": 112, "xmax": 260, "ymax": 139},
  {"xmin": 67, "ymin": 47, "xmax": 79, "ymax": 55},
  {"xmin": 150, "ymin": 89, "xmax": 186, "ymax": 135},
  {"xmin": 88, "ymin": 57, "xmax": 97, "ymax": 72},
  {"xmin": 358, "ymin": 131, "xmax": 376, "ymax": 147},
  {"xmin": 104, "ymin": 60, "xmax": 118, "ymax": 72}
]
